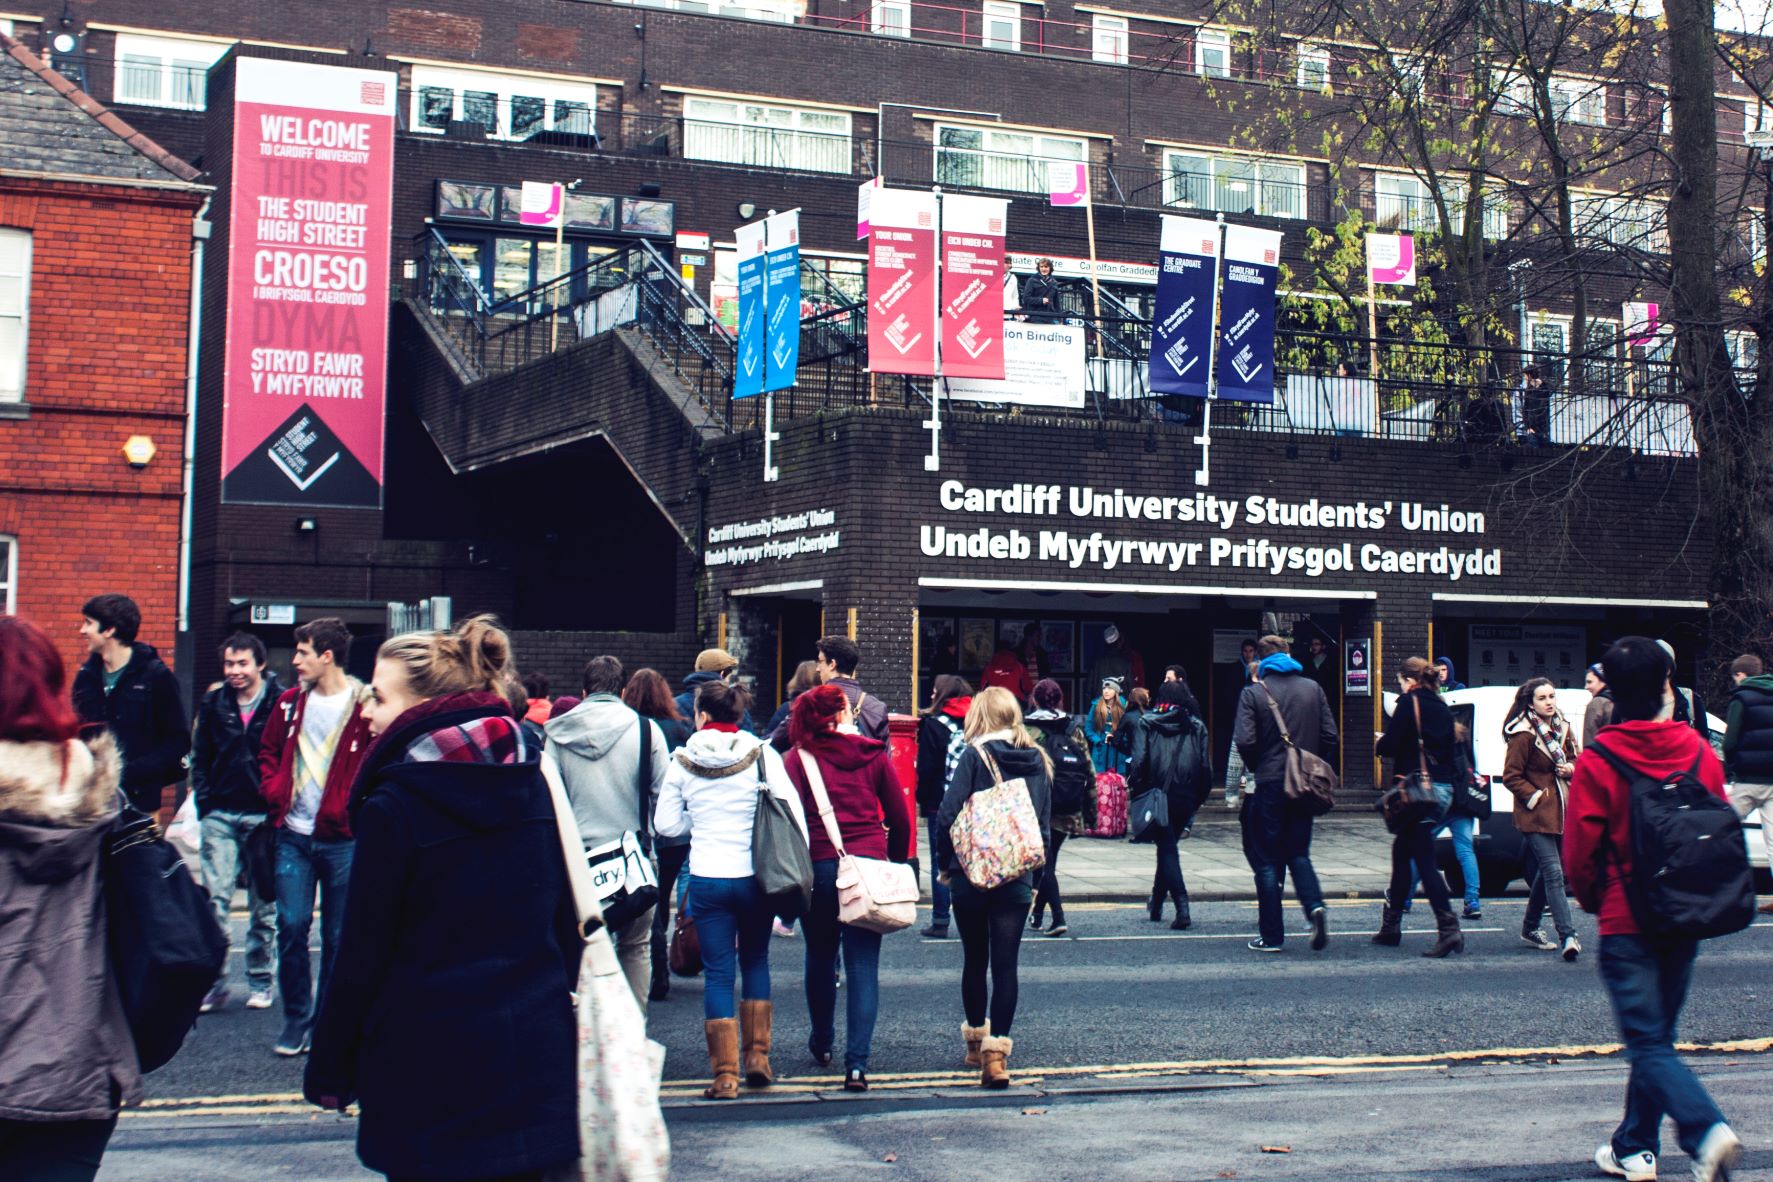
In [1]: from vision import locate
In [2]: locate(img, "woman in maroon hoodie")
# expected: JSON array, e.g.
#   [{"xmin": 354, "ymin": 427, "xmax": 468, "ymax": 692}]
[{"xmin": 783, "ymin": 684, "xmax": 913, "ymax": 1092}]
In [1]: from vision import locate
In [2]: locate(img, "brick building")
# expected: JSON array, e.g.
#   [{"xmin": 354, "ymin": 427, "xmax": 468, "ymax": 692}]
[
  {"xmin": 0, "ymin": 31, "xmax": 206, "ymax": 677},
  {"xmin": 0, "ymin": 4, "xmax": 1726, "ymax": 772}
]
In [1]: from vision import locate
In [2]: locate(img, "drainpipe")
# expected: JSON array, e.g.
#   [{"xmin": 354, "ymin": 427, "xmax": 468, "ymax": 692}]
[{"xmin": 178, "ymin": 199, "xmax": 211, "ymax": 638}]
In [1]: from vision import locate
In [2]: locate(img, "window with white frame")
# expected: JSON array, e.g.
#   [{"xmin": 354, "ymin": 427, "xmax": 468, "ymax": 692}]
[
  {"xmin": 936, "ymin": 124, "xmax": 1085, "ymax": 193},
  {"xmin": 1549, "ymin": 76, "xmax": 1607, "ymax": 126},
  {"xmin": 411, "ymin": 66, "xmax": 597, "ymax": 141},
  {"xmin": 1164, "ymin": 150, "xmax": 1306, "ymax": 219},
  {"xmin": 1374, "ymin": 171, "xmax": 1507, "ymax": 239},
  {"xmin": 1571, "ymin": 191, "xmax": 1667, "ymax": 253},
  {"xmin": 113, "ymin": 33, "xmax": 227, "ymax": 111},
  {"xmin": 1092, "ymin": 14, "xmax": 1129, "ymax": 65},
  {"xmin": 615, "ymin": 0, "xmax": 796, "ymax": 20},
  {"xmin": 872, "ymin": 0, "xmax": 912, "ymax": 36},
  {"xmin": 0, "ymin": 19, "xmax": 13, "ymax": 36},
  {"xmin": 0, "ymin": 230, "xmax": 27, "ymax": 405},
  {"xmin": 684, "ymin": 96, "xmax": 852, "ymax": 173},
  {"xmin": 1195, "ymin": 27, "xmax": 1230, "ymax": 78},
  {"xmin": 0, "ymin": 536, "xmax": 13, "ymax": 616},
  {"xmin": 1727, "ymin": 330, "xmax": 1758, "ymax": 390},
  {"xmin": 1296, "ymin": 43, "xmax": 1330, "ymax": 91},
  {"xmin": 982, "ymin": 2, "xmax": 1021, "ymax": 51},
  {"xmin": 1583, "ymin": 318, "xmax": 1623, "ymax": 391},
  {"xmin": 1391, "ymin": 53, "xmax": 1425, "ymax": 100}
]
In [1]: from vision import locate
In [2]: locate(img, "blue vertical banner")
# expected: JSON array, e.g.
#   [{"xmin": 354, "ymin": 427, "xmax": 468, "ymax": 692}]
[
  {"xmin": 1147, "ymin": 215, "xmax": 1221, "ymax": 398},
  {"xmin": 733, "ymin": 219, "xmax": 767, "ymax": 400},
  {"xmin": 1215, "ymin": 224, "xmax": 1283, "ymax": 404},
  {"xmin": 764, "ymin": 209, "xmax": 801, "ymax": 392}
]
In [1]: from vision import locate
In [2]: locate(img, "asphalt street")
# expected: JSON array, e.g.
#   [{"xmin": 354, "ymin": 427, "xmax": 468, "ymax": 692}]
[{"xmin": 106, "ymin": 898, "xmax": 1773, "ymax": 1181}]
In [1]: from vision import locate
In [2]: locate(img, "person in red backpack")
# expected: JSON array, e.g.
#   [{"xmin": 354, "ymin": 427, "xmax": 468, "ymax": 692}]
[{"xmin": 1565, "ymin": 636, "xmax": 1741, "ymax": 1182}]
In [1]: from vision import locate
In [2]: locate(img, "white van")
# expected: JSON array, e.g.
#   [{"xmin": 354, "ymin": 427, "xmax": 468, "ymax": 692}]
[{"xmin": 1381, "ymin": 686, "xmax": 1760, "ymax": 894}]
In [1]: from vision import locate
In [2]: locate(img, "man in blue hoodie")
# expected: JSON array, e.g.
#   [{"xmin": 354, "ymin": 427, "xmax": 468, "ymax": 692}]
[{"xmin": 1233, "ymin": 635, "xmax": 1338, "ymax": 953}]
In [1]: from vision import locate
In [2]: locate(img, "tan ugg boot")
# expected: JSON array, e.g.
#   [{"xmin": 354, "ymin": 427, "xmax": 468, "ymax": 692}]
[
  {"xmin": 962, "ymin": 1021, "xmax": 990, "ymax": 1068},
  {"xmin": 703, "ymin": 1018, "xmax": 740, "ymax": 1100},
  {"xmin": 979, "ymin": 1035, "xmax": 1013, "ymax": 1089},
  {"xmin": 740, "ymin": 998, "xmax": 774, "ymax": 1087}
]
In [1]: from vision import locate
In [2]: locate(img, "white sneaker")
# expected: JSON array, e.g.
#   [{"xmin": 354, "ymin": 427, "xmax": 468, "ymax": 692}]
[
  {"xmin": 246, "ymin": 988, "xmax": 275, "ymax": 1010},
  {"xmin": 1522, "ymin": 928, "xmax": 1559, "ymax": 951},
  {"xmin": 1596, "ymin": 1144, "xmax": 1657, "ymax": 1181},
  {"xmin": 1692, "ymin": 1124, "xmax": 1741, "ymax": 1182},
  {"xmin": 1562, "ymin": 934, "xmax": 1583, "ymax": 961}
]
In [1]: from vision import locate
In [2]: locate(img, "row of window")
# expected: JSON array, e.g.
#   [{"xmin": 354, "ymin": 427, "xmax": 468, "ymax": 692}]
[{"xmin": 1, "ymin": 230, "xmax": 27, "ymax": 405}]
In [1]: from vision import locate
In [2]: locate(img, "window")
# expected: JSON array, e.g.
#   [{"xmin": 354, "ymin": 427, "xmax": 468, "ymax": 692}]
[
  {"xmin": 1374, "ymin": 172, "xmax": 1508, "ymax": 239},
  {"xmin": 0, "ymin": 536, "xmax": 13, "ymax": 616},
  {"xmin": 0, "ymin": 230, "xmax": 27, "ymax": 405},
  {"xmin": 1529, "ymin": 315, "xmax": 1569, "ymax": 390},
  {"xmin": 982, "ymin": 2, "xmax": 1021, "ymax": 52},
  {"xmin": 1092, "ymin": 15, "xmax": 1129, "ymax": 65},
  {"xmin": 1164, "ymin": 151, "xmax": 1305, "ymax": 219},
  {"xmin": 1549, "ymin": 77, "xmax": 1607, "ymax": 126},
  {"xmin": 1571, "ymin": 192, "xmax": 1667, "ymax": 253},
  {"xmin": 936, "ymin": 123, "xmax": 1085, "ymax": 193},
  {"xmin": 112, "ymin": 34, "xmax": 227, "ymax": 110},
  {"xmin": 1391, "ymin": 53, "xmax": 1425, "ymax": 100},
  {"xmin": 872, "ymin": 0, "xmax": 912, "ymax": 36},
  {"xmin": 684, "ymin": 96, "xmax": 852, "ymax": 173},
  {"xmin": 1195, "ymin": 27, "xmax": 1230, "ymax": 78},
  {"xmin": 1296, "ymin": 43, "xmax": 1330, "ymax": 91},
  {"xmin": 615, "ymin": 0, "xmax": 795, "ymax": 19},
  {"xmin": 410, "ymin": 66, "xmax": 597, "ymax": 141},
  {"xmin": 1583, "ymin": 319, "xmax": 1622, "ymax": 392}
]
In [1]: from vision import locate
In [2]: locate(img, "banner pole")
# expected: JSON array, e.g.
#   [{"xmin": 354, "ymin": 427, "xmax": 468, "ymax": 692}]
[
  {"xmin": 763, "ymin": 391, "xmax": 780, "ymax": 483},
  {"xmin": 926, "ymin": 188, "xmax": 944, "ymax": 472},
  {"xmin": 1194, "ymin": 213, "xmax": 1227, "ymax": 488},
  {"xmin": 1084, "ymin": 193, "xmax": 1105, "ymax": 359},
  {"xmin": 1365, "ymin": 266, "xmax": 1380, "ymax": 383}
]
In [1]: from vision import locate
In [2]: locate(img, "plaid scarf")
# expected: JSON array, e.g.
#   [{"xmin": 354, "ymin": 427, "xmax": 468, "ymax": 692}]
[
  {"xmin": 404, "ymin": 715, "xmax": 525, "ymax": 765},
  {"xmin": 1528, "ymin": 709, "xmax": 1570, "ymax": 766}
]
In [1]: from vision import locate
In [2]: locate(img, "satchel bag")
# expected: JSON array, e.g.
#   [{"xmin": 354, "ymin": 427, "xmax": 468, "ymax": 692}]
[
  {"xmin": 949, "ymin": 745, "xmax": 1047, "ymax": 890},
  {"xmin": 1377, "ymin": 694, "xmax": 1443, "ymax": 835},
  {"xmin": 105, "ymin": 802, "xmax": 229, "ymax": 1073},
  {"xmin": 668, "ymin": 910, "xmax": 702, "ymax": 978},
  {"xmin": 797, "ymin": 749, "xmax": 918, "ymax": 934},
  {"xmin": 544, "ymin": 722, "xmax": 660, "ymax": 934},
  {"xmin": 1126, "ymin": 782, "xmax": 1170, "ymax": 844},
  {"xmin": 1257, "ymin": 683, "xmax": 1339, "ymax": 814},
  {"xmin": 542, "ymin": 749, "xmax": 670, "ymax": 1182},
  {"xmin": 750, "ymin": 757, "xmax": 814, "ymax": 918}
]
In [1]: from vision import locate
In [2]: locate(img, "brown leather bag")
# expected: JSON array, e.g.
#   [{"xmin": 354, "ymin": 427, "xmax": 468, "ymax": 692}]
[
  {"xmin": 1257, "ymin": 682, "xmax": 1339, "ymax": 815},
  {"xmin": 668, "ymin": 910, "xmax": 702, "ymax": 978}
]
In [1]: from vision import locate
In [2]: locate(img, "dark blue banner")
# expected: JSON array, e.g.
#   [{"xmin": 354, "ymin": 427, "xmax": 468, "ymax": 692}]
[
  {"xmin": 734, "ymin": 221, "xmax": 766, "ymax": 400},
  {"xmin": 764, "ymin": 234, "xmax": 800, "ymax": 392},
  {"xmin": 1214, "ymin": 225, "xmax": 1282, "ymax": 404},
  {"xmin": 1147, "ymin": 215, "xmax": 1220, "ymax": 398}
]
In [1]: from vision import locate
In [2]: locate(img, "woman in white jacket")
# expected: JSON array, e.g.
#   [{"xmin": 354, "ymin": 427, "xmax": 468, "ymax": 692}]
[{"xmin": 654, "ymin": 679, "xmax": 807, "ymax": 1100}]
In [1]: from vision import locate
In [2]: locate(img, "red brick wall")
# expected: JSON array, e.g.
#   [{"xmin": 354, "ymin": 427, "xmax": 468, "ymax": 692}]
[{"xmin": 0, "ymin": 178, "xmax": 203, "ymax": 676}]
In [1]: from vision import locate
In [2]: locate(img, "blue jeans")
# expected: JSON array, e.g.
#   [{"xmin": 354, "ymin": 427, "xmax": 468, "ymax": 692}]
[
  {"xmin": 926, "ymin": 816, "xmax": 952, "ymax": 927},
  {"xmin": 1598, "ymin": 934, "xmax": 1726, "ymax": 1159},
  {"xmin": 1242, "ymin": 784, "xmax": 1325, "ymax": 947},
  {"xmin": 803, "ymin": 859, "xmax": 883, "ymax": 1072},
  {"xmin": 689, "ymin": 875, "xmax": 773, "ymax": 1021},
  {"xmin": 199, "ymin": 809, "xmax": 277, "ymax": 991},
  {"xmin": 1437, "ymin": 814, "xmax": 1480, "ymax": 909},
  {"xmin": 274, "ymin": 829, "xmax": 354, "ymax": 1031}
]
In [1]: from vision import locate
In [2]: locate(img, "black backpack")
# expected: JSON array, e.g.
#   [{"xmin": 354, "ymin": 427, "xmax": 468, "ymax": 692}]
[
  {"xmin": 1590, "ymin": 743, "xmax": 1756, "ymax": 941},
  {"xmin": 1039, "ymin": 724, "xmax": 1092, "ymax": 816}
]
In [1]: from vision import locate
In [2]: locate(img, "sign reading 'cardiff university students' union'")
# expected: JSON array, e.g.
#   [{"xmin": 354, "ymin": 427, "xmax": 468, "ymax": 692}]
[
  {"xmin": 221, "ymin": 57, "xmax": 397, "ymax": 508},
  {"xmin": 733, "ymin": 220, "xmax": 767, "ymax": 399}
]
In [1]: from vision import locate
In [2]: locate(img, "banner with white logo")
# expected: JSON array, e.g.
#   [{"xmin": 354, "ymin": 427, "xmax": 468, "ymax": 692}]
[
  {"xmin": 939, "ymin": 194, "xmax": 1008, "ymax": 381},
  {"xmin": 1148, "ymin": 215, "xmax": 1219, "ymax": 398},
  {"xmin": 733, "ymin": 219, "xmax": 766, "ymax": 399},
  {"xmin": 1215, "ymin": 225, "xmax": 1282, "ymax": 404},
  {"xmin": 764, "ymin": 209, "xmax": 800, "ymax": 392},
  {"xmin": 867, "ymin": 187, "xmax": 940, "ymax": 376}
]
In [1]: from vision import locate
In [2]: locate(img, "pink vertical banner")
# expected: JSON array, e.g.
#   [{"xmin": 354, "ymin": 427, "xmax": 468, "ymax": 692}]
[
  {"xmin": 939, "ymin": 194, "xmax": 1008, "ymax": 381},
  {"xmin": 867, "ymin": 187, "xmax": 940, "ymax": 376}
]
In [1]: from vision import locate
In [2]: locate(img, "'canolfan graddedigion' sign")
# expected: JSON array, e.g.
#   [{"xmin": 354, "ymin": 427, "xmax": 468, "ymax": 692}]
[{"xmin": 221, "ymin": 58, "xmax": 397, "ymax": 507}]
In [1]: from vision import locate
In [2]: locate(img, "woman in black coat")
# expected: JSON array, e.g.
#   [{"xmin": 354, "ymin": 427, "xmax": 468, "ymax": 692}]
[
  {"xmin": 1371, "ymin": 655, "xmax": 1463, "ymax": 959},
  {"xmin": 305, "ymin": 616, "xmax": 580, "ymax": 1182},
  {"xmin": 914, "ymin": 675, "xmax": 973, "ymax": 938},
  {"xmin": 1125, "ymin": 680, "xmax": 1210, "ymax": 930}
]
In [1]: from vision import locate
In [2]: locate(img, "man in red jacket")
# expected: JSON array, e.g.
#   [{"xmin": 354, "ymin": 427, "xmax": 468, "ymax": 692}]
[
  {"xmin": 258, "ymin": 617, "xmax": 373, "ymax": 1057},
  {"xmin": 1565, "ymin": 636, "xmax": 1741, "ymax": 1182}
]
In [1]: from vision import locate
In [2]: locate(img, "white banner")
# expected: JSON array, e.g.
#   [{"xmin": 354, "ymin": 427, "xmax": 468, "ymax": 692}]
[{"xmin": 947, "ymin": 322, "xmax": 1087, "ymax": 408}]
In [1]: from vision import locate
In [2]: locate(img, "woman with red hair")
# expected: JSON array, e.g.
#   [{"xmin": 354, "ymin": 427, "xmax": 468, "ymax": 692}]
[
  {"xmin": 781, "ymin": 683, "xmax": 913, "ymax": 1092},
  {"xmin": 0, "ymin": 616, "xmax": 143, "ymax": 1180}
]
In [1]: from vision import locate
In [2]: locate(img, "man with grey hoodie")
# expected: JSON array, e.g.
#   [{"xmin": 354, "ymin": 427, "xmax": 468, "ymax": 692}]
[{"xmin": 544, "ymin": 655, "xmax": 670, "ymax": 1010}]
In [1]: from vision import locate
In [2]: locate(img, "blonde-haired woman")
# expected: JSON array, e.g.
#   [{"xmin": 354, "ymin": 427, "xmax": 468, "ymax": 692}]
[
  {"xmin": 933, "ymin": 685, "xmax": 1053, "ymax": 1089},
  {"xmin": 304, "ymin": 615, "xmax": 581, "ymax": 1182}
]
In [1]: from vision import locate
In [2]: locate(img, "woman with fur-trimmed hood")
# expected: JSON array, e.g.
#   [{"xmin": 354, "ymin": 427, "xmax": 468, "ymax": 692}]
[{"xmin": 0, "ymin": 616, "xmax": 142, "ymax": 1180}]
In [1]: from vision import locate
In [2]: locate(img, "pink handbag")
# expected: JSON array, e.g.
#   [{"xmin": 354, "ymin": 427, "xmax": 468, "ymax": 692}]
[{"xmin": 798, "ymin": 750, "xmax": 918, "ymax": 934}]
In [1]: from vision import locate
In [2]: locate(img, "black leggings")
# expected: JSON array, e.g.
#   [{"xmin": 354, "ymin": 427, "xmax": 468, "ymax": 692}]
[
  {"xmin": 1387, "ymin": 821, "xmax": 1452, "ymax": 913},
  {"xmin": 953, "ymin": 886, "xmax": 1030, "ymax": 1034},
  {"xmin": 0, "ymin": 1117, "xmax": 117, "ymax": 1182},
  {"xmin": 1032, "ymin": 830, "xmax": 1068, "ymax": 921}
]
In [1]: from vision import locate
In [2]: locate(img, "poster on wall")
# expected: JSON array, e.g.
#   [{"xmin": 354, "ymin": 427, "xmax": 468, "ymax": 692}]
[
  {"xmin": 1344, "ymin": 638, "xmax": 1372, "ymax": 696},
  {"xmin": 1214, "ymin": 224, "xmax": 1283, "ymax": 404},
  {"xmin": 733, "ymin": 220, "xmax": 767, "ymax": 399},
  {"xmin": 959, "ymin": 617, "xmax": 995, "ymax": 670},
  {"xmin": 946, "ymin": 323, "xmax": 1086, "ymax": 408},
  {"xmin": 763, "ymin": 209, "xmax": 800, "ymax": 392},
  {"xmin": 221, "ymin": 57, "xmax": 397, "ymax": 507},
  {"xmin": 938, "ymin": 194, "xmax": 1008, "ymax": 381},
  {"xmin": 867, "ymin": 187, "xmax": 940, "ymax": 376},
  {"xmin": 1468, "ymin": 624, "xmax": 1587, "ymax": 689},
  {"xmin": 1365, "ymin": 233, "xmax": 1416, "ymax": 286},
  {"xmin": 1148, "ymin": 215, "xmax": 1219, "ymax": 398}
]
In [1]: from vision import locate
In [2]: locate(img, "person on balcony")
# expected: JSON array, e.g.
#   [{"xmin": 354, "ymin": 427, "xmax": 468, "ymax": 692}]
[{"xmin": 1021, "ymin": 258, "xmax": 1062, "ymax": 322}]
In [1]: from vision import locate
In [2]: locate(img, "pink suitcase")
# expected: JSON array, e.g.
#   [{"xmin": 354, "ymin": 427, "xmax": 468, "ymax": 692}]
[{"xmin": 1087, "ymin": 771, "xmax": 1127, "ymax": 838}]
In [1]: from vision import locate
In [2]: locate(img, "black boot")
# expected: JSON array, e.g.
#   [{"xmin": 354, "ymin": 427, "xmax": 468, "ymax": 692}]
[
  {"xmin": 1422, "ymin": 909, "xmax": 1464, "ymax": 958},
  {"xmin": 1148, "ymin": 890, "xmax": 1165, "ymax": 923},
  {"xmin": 649, "ymin": 941, "xmax": 670, "ymax": 1001},
  {"xmin": 1169, "ymin": 896, "xmax": 1192, "ymax": 931},
  {"xmin": 1372, "ymin": 905, "xmax": 1403, "ymax": 947}
]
